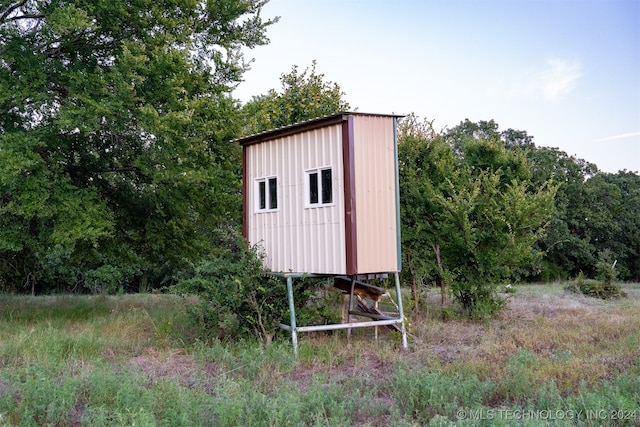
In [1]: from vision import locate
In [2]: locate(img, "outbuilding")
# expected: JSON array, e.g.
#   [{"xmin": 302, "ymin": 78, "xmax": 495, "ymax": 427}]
[{"xmin": 238, "ymin": 112, "xmax": 407, "ymax": 351}]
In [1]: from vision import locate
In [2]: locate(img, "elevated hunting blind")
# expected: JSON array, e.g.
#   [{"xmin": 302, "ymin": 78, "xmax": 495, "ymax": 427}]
[{"xmin": 238, "ymin": 112, "xmax": 407, "ymax": 351}]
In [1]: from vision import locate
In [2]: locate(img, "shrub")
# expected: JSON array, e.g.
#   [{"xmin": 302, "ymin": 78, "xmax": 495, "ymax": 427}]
[
  {"xmin": 450, "ymin": 278, "xmax": 506, "ymax": 320},
  {"xmin": 174, "ymin": 228, "xmax": 310, "ymax": 346},
  {"xmin": 574, "ymin": 280, "xmax": 622, "ymax": 300},
  {"xmin": 567, "ymin": 261, "xmax": 623, "ymax": 300},
  {"xmin": 596, "ymin": 249, "xmax": 624, "ymax": 297},
  {"xmin": 82, "ymin": 264, "xmax": 125, "ymax": 295}
]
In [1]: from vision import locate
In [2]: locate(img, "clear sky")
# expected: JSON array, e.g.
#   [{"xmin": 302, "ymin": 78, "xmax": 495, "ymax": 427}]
[{"xmin": 233, "ymin": 0, "xmax": 640, "ymax": 174}]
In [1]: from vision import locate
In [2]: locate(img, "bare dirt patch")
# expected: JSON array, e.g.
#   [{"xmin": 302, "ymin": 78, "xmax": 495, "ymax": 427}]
[{"xmin": 127, "ymin": 348, "xmax": 197, "ymax": 380}]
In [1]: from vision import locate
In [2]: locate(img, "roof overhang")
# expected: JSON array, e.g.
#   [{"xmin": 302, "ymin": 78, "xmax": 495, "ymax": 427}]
[{"xmin": 237, "ymin": 112, "xmax": 404, "ymax": 147}]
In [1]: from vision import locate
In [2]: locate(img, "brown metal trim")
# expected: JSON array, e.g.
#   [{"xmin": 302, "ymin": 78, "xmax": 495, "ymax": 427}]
[
  {"xmin": 242, "ymin": 145, "xmax": 249, "ymax": 239},
  {"xmin": 239, "ymin": 114, "xmax": 346, "ymax": 146},
  {"xmin": 342, "ymin": 115, "xmax": 358, "ymax": 274},
  {"xmin": 237, "ymin": 112, "xmax": 404, "ymax": 147}
]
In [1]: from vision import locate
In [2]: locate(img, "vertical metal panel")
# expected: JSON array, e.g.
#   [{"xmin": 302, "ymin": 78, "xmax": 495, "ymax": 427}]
[
  {"xmin": 352, "ymin": 115, "xmax": 400, "ymax": 273},
  {"xmin": 246, "ymin": 123, "xmax": 346, "ymax": 274}
]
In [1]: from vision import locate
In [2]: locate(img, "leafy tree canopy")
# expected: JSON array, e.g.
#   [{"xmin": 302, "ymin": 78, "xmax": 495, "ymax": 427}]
[
  {"xmin": 0, "ymin": 0, "xmax": 276, "ymax": 293},
  {"xmin": 240, "ymin": 60, "xmax": 350, "ymax": 135},
  {"xmin": 400, "ymin": 114, "xmax": 639, "ymax": 319},
  {"xmin": 399, "ymin": 115, "xmax": 557, "ymax": 317}
]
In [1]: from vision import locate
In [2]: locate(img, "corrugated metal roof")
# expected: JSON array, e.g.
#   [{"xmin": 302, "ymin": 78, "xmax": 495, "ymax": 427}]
[{"xmin": 237, "ymin": 112, "xmax": 404, "ymax": 146}]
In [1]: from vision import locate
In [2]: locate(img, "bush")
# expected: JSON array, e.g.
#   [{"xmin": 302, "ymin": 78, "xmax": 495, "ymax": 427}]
[
  {"xmin": 83, "ymin": 264, "xmax": 125, "ymax": 295},
  {"xmin": 565, "ymin": 250, "xmax": 624, "ymax": 299},
  {"xmin": 174, "ymin": 228, "xmax": 311, "ymax": 346},
  {"xmin": 566, "ymin": 269, "xmax": 624, "ymax": 300},
  {"xmin": 450, "ymin": 278, "xmax": 506, "ymax": 320}
]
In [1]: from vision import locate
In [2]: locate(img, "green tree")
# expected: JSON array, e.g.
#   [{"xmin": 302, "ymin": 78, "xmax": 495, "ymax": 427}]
[
  {"xmin": 524, "ymin": 147, "xmax": 600, "ymax": 280},
  {"xmin": 587, "ymin": 171, "xmax": 640, "ymax": 281},
  {"xmin": 241, "ymin": 60, "xmax": 350, "ymax": 134},
  {"xmin": 0, "ymin": 0, "xmax": 276, "ymax": 293},
  {"xmin": 399, "ymin": 118, "xmax": 557, "ymax": 318},
  {"xmin": 492, "ymin": 139, "xmax": 638, "ymax": 284},
  {"xmin": 398, "ymin": 114, "xmax": 456, "ymax": 311}
]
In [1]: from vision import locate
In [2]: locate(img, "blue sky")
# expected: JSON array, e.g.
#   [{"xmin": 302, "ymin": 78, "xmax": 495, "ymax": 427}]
[{"xmin": 233, "ymin": 0, "xmax": 640, "ymax": 173}]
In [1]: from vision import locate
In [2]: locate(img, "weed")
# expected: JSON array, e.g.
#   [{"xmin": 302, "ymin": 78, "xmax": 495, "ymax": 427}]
[{"xmin": 392, "ymin": 366, "xmax": 495, "ymax": 423}]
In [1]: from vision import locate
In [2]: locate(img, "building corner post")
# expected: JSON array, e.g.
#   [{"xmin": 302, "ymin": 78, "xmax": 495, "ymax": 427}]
[{"xmin": 393, "ymin": 116, "xmax": 402, "ymax": 271}]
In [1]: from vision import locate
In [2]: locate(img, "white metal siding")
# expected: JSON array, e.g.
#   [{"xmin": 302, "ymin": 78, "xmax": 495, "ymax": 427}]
[
  {"xmin": 352, "ymin": 115, "xmax": 399, "ymax": 273},
  {"xmin": 246, "ymin": 124, "xmax": 346, "ymax": 274}
]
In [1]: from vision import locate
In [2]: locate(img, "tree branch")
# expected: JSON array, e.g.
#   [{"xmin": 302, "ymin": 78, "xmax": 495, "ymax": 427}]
[
  {"xmin": 100, "ymin": 167, "xmax": 141, "ymax": 174},
  {"xmin": 0, "ymin": 0, "xmax": 30, "ymax": 22},
  {"xmin": 6, "ymin": 13, "xmax": 45, "ymax": 22}
]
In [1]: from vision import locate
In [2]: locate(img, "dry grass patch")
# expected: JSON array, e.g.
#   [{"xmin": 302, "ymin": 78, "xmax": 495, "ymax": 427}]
[
  {"xmin": 404, "ymin": 283, "xmax": 640, "ymax": 400},
  {"xmin": 127, "ymin": 348, "xmax": 196, "ymax": 379}
]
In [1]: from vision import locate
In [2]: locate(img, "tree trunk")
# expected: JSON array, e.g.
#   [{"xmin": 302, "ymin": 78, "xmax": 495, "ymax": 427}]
[
  {"xmin": 407, "ymin": 253, "xmax": 420, "ymax": 313},
  {"xmin": 411, "ymin": 274, "xmax": 420, "ymax": 313},
  {"xmin": 433, "ymin": 244, "xmax": 445, "ymax": 308}
]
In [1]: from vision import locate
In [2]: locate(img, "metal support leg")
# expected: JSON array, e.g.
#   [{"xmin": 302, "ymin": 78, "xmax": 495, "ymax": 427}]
[
  {"xmin": 374, "ymin": 300, "xmax": 379, "ymax": 341},
  {"xmin": 394, "ymin": 272, "xmax": 408, "ymax": 349},
  {"xmin": 347, "ymin": 276, "xmax": 356, "ymax": 339},
  {"xmin": 286, "ymin": 275, "xmax": 298, "ymax": 355}
]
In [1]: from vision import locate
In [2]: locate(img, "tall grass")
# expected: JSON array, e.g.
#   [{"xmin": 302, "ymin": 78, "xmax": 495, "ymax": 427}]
[
  {"xmin": 0, "ymin": 283, "xmax": 638, "ymax": 426},
  {"xmin": 0, "ymin": 295, "xmax": 180, "ymax": 368}
]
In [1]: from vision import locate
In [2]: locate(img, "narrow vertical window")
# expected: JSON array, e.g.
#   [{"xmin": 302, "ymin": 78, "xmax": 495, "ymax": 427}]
[
  {"xmin": 268, "ymin": 177, "xmax": 277, "ymax": 209},
  {"xmin": 309, "ymin": 172, "xmax": 319, "ymax": 204},
  {"xmin": 321, "ymin": 168, "xmax": 332, "ymax": 204},
  {"xmin": 259, "ymin": 180, "xmax": 266, "ymax": 210}
]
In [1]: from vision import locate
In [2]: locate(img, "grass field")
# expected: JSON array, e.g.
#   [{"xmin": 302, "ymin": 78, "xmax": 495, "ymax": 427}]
[{"xmin": 0, "ymin": 283, "xmax": 638, "ymax": 426}]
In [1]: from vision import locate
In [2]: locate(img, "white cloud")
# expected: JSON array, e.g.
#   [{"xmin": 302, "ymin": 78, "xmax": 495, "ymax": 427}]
[
  {"xmin": 538, "ymin": 58, "xmax": 583, "ymax": 103},
  {"xmin": 504, "ymin": 58, "xmax": 583, "ymax": 103},
  {"xmin": 595, "ymin": 131, "xmax": 640, "ymax": 142}
]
